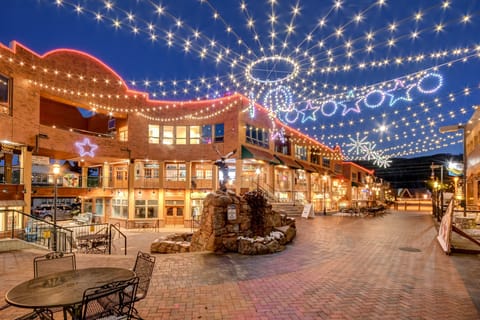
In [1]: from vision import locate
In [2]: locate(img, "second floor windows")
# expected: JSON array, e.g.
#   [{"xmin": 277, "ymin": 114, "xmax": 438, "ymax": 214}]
[
  {"xmin": 148, "ymin": 124, "xmax": 224, "ymax": 145},
  {"xmin": 295, "ymin": 145, "xmax": 307, "ymax": 161},
  {"xmin": 148, "ymin": 125, "xmax": 160, "ymax": 144},
  {"xmin": 246, "ymin": 124, "xmax": 269, "ymax": 148},
  {"xmin": 274, "ymin": 135, "xmax": 291, "ymax": 155},
  {"xmin": 165, "ymin": 163, "xmax": 186, "ymax": 181}
]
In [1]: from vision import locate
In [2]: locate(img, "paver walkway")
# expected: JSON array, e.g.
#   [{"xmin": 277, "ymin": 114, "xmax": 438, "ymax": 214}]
[{"xmin": 1, "ymin": 210, "xmax": 479, "ymax": 319}]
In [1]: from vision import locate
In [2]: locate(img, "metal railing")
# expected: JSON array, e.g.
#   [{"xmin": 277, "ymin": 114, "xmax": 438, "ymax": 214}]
[
  {"xmin": 63, "ymin": 223, "xmax": 127, "ymax": 255},
  {"xmin": 0, "ymin": 209, "xmax": 73, "ymax": 252},
  {"xmin": 0, "ymin": 210, "xmax": 128, "ymax": 255}
]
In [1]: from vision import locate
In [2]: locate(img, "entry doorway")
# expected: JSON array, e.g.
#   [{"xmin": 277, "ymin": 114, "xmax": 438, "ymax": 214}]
[{"xmin": 165, "ymin": 206, "xmax": 184, "ymax": 226}]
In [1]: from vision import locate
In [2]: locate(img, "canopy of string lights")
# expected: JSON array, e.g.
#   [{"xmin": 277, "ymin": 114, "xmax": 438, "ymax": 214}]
[{"xmin": 3, "ymin": 0, "xmax": 480, "ymax": 167}]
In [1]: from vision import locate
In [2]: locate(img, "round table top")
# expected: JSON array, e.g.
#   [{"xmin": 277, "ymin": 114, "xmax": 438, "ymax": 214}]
[{"xmin": 5, "ymin": 267, "xmax": 135, "ymax": 309}]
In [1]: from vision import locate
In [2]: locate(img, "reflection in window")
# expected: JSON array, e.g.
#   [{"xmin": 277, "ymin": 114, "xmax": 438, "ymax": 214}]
[
  {"xmin": 201, "ymin": 125, "xmax": 212, "ymax": 144},
  {"xmin": 214, "ymin": 123, "xmax": 224, "ymax": 143}
]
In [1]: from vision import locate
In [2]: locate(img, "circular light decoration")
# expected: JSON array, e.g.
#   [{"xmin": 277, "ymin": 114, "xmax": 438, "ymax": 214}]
[
  {"xmin": 364, "ymin": 90, "xmax": 386, "ymax": 109},
  {"xmin": 417, "ymin": 73, "xmax": 443, "ymax": 94},
  {"xmin": 245, "ymin": 56, "xmax": 300, "ymax": 85}
]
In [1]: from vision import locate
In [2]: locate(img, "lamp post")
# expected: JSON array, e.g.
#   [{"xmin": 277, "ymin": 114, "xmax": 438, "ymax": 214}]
[
  {"xmin": 439, "ymin": 124, "xmax": 467, "ymax": 217},
  {"xmin": 430, "ymin": 163, "xmax": 444, "ymax": 220},
  {"xmin": 322, "ymin": 175, "xmax": 327, "ymax": 216},
  {"xmin": 52, "ymin": 163, "xmax": 60, "ymax": 252}
]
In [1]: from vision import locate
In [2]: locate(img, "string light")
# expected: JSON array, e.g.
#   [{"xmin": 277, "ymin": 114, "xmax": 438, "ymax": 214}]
[{"xmin": 5, "ymin": 0, "xmax": 480, "ymax": 165}]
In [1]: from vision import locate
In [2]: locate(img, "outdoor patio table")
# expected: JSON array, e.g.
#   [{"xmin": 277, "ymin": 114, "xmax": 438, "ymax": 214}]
[
  {"xmin": 5, "ymin": 267, "xmax": 135, "ymax": 319},
  {"xmin": 76, "ymin": 233, "xmax": 109, "ymax": 253}
]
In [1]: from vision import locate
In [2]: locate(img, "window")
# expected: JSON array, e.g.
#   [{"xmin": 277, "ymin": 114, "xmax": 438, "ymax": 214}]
[
  {"xmin": 83, "ymin": 199, "xmax": 93, "ymax": 213},
  {"xmin": 201, "ymin": 125, "xmax": 212, "ymax": 144},
  {"xmin": 163, "ymin": 126, "xmax": 174, "ymax": 144},
  {"xmin": 116, "ymin": 167, "xmax": 128, "ymax": 181},
  {"xmin": 135, "ymin": 200, "xmax": 158, "ymax": 218},
  {"xmin": 310, "ymin": 148, "xmax": 320, "ymax": 164},
  {"xmin": 178, "ymin": 163, "xmax": 186, "ymax": 181},
  {"xmin": 148, "ymin": 125, "xmax": 160, "ymax": 144},
  {"xmin": 0, "ymin": 74, "xmax": 11, "ymax": 115},
  {"xmin": 95, "ymin": 199, "xmax": 104, "ymax": 216},
  {"xmin": 176, "ymin": 126, "xmax": 187, "ymax": 145},
  {"xmin": 246, "ymin": 124, "xmax": 269, "ymax": 148},
  {"xmin": 274, "ymin": 135, "xmax": 291, "ymax": 155},
  {"xmin": 193, "ymin": 163, "xmax": 212, "ymax": 180},
  {"xmin": 112, "ymin": 199, "xmax": 128, "ymax": 218},
  {"xmin": 119, "ymin": 127, "xmax": 128, "ymax": 142},
  {"xmin": 295, "ymin": 145, "xmax": 307, "ymax": 160},
  {"xmin": 143, "ymin": 162, "xmax": 159, "ymax": 178},
  {"xmin": 214, "ymin": 123, "xmax": 224, "ymax": 143},
  {"xmin": 144, "ymin": 164, "xmax": 159, "ymax": 179},
  {"xmin": 165, "ymin": 163, "xmax": 187, "ymax": 181},
  {"xmin": 322, "ymin": 157, "xmax": 331, "ymax": 168},
  {"xmin": 190, "ymin": 126, "xmax": 200, "ymax": 144}
]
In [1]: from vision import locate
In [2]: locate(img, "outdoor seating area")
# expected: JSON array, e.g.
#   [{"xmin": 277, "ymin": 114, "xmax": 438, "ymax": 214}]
[{"xmin": 2, "ymin": 250, "xmax": 156, "ymax": 320}]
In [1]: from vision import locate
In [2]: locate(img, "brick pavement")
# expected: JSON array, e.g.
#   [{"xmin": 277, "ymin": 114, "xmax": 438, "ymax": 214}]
[{"xmin": 1, "ymin": 210, "xmax": 479, "ymax": 319}]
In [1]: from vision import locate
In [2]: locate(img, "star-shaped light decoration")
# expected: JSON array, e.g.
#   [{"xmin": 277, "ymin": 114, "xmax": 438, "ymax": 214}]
[{"xmin": 75, "ymin": 138, "xmax": 98, "ymax": 157}]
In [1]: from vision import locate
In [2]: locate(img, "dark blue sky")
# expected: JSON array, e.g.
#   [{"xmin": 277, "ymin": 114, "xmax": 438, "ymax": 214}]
[{"xmin": 2, "ymin": 0, "xmax": 480, "ymax": 166}]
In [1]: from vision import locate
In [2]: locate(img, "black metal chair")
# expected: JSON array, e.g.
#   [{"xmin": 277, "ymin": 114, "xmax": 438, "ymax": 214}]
[
  {"xmin": 31, "ymin": 252, "xmax": 76, "ymax": 319},
  {"xmin": 77, "ymin": 277, "xmax": 139, "ymax": 320},
  {"xmin": 34, "ymin": 251, "xmax": 76, "ymax": 278},
  {"xmin": 130, "ymin": 251, "xmax": 156, "ymax": 319}
]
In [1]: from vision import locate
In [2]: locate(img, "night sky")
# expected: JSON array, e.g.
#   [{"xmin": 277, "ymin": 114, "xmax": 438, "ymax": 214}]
[{"xmin": 2, "ymin": 0, "xmax": 480, "ymax": 167}]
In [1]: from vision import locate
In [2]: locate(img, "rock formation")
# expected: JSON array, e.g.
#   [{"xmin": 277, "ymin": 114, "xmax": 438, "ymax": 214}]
[{"xmin": 151, "ymin": 190, "xmax": 296, "ymax": 255}]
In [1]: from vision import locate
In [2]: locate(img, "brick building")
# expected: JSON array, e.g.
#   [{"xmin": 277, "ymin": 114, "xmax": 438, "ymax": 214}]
[{"xmin": 0, "ymin": 41, "xmax": 377, "ymax": 230}]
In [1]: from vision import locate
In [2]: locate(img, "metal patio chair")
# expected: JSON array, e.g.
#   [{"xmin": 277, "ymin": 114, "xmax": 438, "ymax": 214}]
[
  {"xmin": 75, "ymin": 277, "xmax": 139, "ymax": 320},
  {"xmin": 34, "ymin": 251, "xmax": 76, "ymax": 278},
  {"xmin": 130, "ymin": 251, "xmax": 156, "ymax": 319},
  {"xmin": 32, "ymin": 252, "xmax": 76, "ymax": 319}
]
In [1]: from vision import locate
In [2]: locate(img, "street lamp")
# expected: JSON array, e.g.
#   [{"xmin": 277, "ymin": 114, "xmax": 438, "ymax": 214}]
[
  {"xmin": 439, "ymin": 124, "xmax": 467, "ymax": 217},
  {"xmin": 322, "ymin": 175, "xmax": 328, "ymax": 216},
  {"xmin": 430, "ymin": 163, "xmax": 444, "ymax": 220},
  {"xmin": 52, "ymin": 163, "xmax": 60, "ymax": 252}
]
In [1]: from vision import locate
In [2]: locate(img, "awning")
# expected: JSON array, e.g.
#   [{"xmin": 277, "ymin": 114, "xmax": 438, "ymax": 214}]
[
  {"xmin": 0, "ymin": 200, "xmax": 26, "ymax": 207},
  {"xmin": 295, "ymin": 160, "xmax": 318, "ymax": 172},
  {"xmin": 241, "ymin": 145, "xmax": 280, "ymax": 164},
  {"xmin": 274, "ymin": 155, "xmax": 302, "ymax": 169}
]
